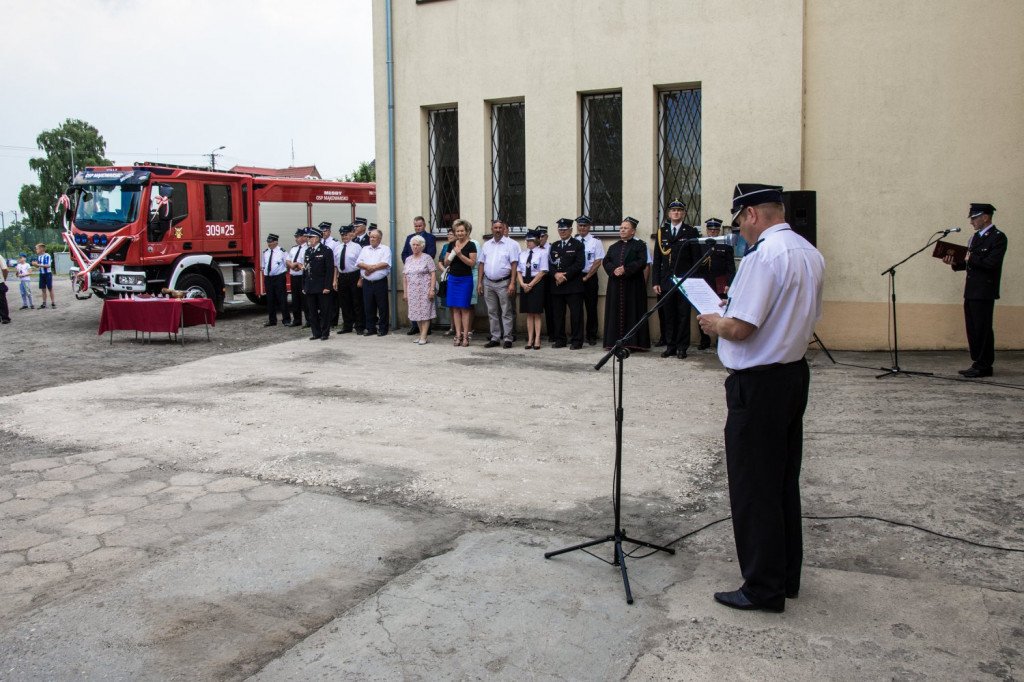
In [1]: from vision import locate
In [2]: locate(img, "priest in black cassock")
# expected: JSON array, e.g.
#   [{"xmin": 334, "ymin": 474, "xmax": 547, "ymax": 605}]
[{"xmin": 602, "ymin": 217, "xmax": 651, "ymax": 350}]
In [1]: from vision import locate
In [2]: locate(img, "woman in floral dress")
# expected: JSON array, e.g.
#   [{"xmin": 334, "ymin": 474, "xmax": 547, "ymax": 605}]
[{"xmin": 402, "ymin": 235, "xmax": 437, "ymax": 344}]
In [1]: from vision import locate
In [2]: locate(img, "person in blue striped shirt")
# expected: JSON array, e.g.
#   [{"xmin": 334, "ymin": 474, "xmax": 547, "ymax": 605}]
[{"xmin": 31, "ymin": 243, "xmax": 56, "ymax": 309}]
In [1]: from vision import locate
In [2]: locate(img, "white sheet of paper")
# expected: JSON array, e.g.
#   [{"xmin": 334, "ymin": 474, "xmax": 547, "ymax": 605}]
[{"xmin": 681, "ymin": 277, "xmax": 725, "ymax": 316}]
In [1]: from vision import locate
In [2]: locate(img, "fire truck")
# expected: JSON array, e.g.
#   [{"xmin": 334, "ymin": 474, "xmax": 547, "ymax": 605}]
[{"xmin": 62, "ymin": 163, "xmax": 376, "ymax": 312}]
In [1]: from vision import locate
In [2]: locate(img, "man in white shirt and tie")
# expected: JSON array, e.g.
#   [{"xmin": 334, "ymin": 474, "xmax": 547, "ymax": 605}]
[
  {"xmin": 261, "ymin": 234, "xmax": 290, "ymax": 327},
  {"xmin": 335, "ymin": 223, "xmax": 365, "ymax": 334},
  {"xmin": 285, "ymin": 229, "xmax": 307, "ymax": 327}
]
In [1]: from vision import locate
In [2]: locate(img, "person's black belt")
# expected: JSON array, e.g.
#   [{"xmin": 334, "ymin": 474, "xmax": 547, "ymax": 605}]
[
  {"xmin": 726, "ymin": 358, "xmax": 804, "ymax": 375},
  {"xmin": 266, "ymin": 272, "xmax": 286, "ymax": 278},
  {"xmin": 485, "ymin": 275, "xmax": 511, "ymax": 283}
]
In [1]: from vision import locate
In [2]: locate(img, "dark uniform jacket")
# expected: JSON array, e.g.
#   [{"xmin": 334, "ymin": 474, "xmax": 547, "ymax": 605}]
[
  {"xmin": 652, "ymin": 223, "xmax": 700, "ymax": 286},
  {"xmin": 303, "ymin": 242, "xmax": 336, "ymax": 293},
  {"xmin": 953, "ymin": 226, "xmax": 1007, "ymax": 300},
  {"xmin": 699, "ymin": 240, "xmax": 737, "ymax": 294},
  {"xmin": 548, "ymin": 237, "xmax": 586, "ymax": 295}
]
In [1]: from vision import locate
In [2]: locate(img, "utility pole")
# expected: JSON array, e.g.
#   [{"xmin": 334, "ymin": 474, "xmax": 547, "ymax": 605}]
[
  {"xmin": 208, "ymin": 145, "xmax": 225, "ymax": 170},
  {"xmin": 59, "ymin": 136, "xmax": 76, "ymax": 181}
]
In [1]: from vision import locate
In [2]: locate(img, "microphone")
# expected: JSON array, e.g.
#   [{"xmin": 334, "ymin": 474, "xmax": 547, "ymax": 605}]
[{"xmin": 941, "ymin": 227, "xmax": 962, "ymax": 235}]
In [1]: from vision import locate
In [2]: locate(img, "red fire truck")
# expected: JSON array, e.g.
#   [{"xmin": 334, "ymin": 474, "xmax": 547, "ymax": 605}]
[{"xmin": 62, "ymin": 163, "xmax": 376, "ymax": 311}]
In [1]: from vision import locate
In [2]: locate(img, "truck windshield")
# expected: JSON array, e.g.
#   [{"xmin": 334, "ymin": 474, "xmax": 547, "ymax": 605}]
[{"xmin": 74, "ymin": 184, "xmax": 142, "ymax": 231}]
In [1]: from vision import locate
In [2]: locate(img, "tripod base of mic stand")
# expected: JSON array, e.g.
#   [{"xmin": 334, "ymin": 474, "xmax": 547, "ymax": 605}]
[
  {"xmin": 876, "ymin": 366, "xmax": 934, "ymax": 379},
  {"xmin": 545, "ymin": 532, "xmax": 675, "ymax": 604}
]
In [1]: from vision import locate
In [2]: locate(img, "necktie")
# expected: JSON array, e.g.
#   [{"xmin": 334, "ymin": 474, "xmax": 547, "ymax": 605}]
[
  {"xmin": 339, "ymin": 244, "xmax": 348, "ymax": 272},
  {"xmin": 266, "ymin": 249, "xmax": 272, "ymax": 275}
]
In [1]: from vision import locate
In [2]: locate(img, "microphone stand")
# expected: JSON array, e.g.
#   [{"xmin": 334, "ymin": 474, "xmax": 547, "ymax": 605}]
[
  {"xmin": 876, "ymin": 231, "xmax": 953, "ymax": 379},
  {"xmin": 545, "ymin": 239, "xmax": 711, "ymax": 604}
]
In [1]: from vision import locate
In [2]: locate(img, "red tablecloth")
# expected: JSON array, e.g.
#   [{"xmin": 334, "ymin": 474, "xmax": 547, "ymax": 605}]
[{"xmin": 98, "ymin": 298, "xmax": 217, "ymax": 336}]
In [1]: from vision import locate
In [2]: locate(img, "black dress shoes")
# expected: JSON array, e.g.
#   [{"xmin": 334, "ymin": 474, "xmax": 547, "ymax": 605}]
[
  {"xmin": 263, "ymin": 322, "xmax": 277, "ymax": 327},
  {"xmin": 552, "ymin": 341, "xmax": 567, "ymax": 349},
  {"xmin": 713, "ymin": 589, "xmax": 784, "ymax": 613},
  {"xmin": 661, "ymin": 348, "xmax": 677, "ymax": 358},
  {"xmin": 569, "ymin": 343, "xmax": 582, "ymax": 350},
  {"xmin": 406, "ymin": 327, "xmax": 418, "ymax": 335},
  {"xmin": 339, "ymin": 328, "xmax": 353, "ymax": 334},
  {"xmin": 484, "ymin": 340, "xmax": 501, "ymax": 348},
  {"xmin": 697, "ymin": 342, "xmax": 711, "ymax": 350},
  {"xmin": 962, "ymin": 367, "xmax": 993, "ymax": 378},
  {"xmin": 677, "ymin": 350, "xmax": 688, "ymax": 359},
  {"xmin": 377, "ymin": 330, "xmax": 388, "ymax": 337},
  {"xmin": 503, "ymin": 341, "xmax": 513, "ymax": 349}
]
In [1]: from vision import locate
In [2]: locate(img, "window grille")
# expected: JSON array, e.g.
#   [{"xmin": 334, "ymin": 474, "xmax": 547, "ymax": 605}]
[
  {"xmin": 428, "ymin": 107, "xmax": 459, "ymax": 233},
  {"xmin": 657, "ymin": 88, "xmax": 702, "ymax": 227},
  {"xmin": 491, "ymin": 102, "xmax": 526, "ymax": 233},
  {"xmin": 581, "ymin": 93, "xmax": 622, "ymax": 231}
]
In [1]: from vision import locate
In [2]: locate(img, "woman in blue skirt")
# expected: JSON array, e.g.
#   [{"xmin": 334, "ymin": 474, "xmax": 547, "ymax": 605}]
[{"xmin": 444, "ymin": 219, "xmax": 478, "ymax": 346}]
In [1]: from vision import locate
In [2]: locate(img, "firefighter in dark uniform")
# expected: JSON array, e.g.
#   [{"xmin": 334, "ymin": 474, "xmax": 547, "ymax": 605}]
[
  {"xmin": 944, "ymin": 202, "xmax": 1008, "ymax": 377},
  {"xmin": 303, "ymin": 227, "xmax": 336, "ymax": 341},
  {"xmin": 548, "ymin": 218, "xmax": 586, "ymax": 349},
  {"xmin": 697, "ymin": 217, "xmax": 736, "ymax": 349},
  {"xmin": 652, "ymin": 199, "xmax": 700, "ymax": 358},
  {"xmin": 353, "ymin": 218, "xmax": 371, "ymax": 246}
]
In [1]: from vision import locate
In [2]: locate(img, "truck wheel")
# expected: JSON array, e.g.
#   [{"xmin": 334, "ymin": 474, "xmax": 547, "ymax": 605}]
[{"xmin": 176, "ymin": 273, "xmax": 221, "ymax": 311}]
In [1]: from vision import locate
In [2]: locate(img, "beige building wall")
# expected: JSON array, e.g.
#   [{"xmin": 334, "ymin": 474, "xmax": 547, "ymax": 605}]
[{"xmin": 373, "ymin": 0, "xmax": 1023, "ymax": 350}]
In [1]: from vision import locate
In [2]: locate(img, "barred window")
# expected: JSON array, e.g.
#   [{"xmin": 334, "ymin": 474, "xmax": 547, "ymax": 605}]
[
  {"xmin": 657, "ymin": 87, "xmax": 702, "ymax": 226},
  {"xmin": 491, "ymin": 102, "xmax": 526, "ymax": 233},
  {"xmin": 428, "ymin": 107, "xmax": 459, "ymax": 233},
  {"xmin": 581, "ymin": 92, "xmax": 622, "ymax": 230}
]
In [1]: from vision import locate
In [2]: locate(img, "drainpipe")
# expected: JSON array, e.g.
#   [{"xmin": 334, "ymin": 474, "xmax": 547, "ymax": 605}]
[{"xmin": 386, "ymin": 0, "xmax": 398, "ymax": 329}]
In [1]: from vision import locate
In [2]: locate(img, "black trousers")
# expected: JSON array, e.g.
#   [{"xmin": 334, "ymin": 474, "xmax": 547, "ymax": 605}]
[
  {"xmin": 964, "ymin": 298, "xmax": 996, "ymax": 370},
  {"xmin": 724, "ymin": 359, "xmax": 809, "ymax": 610},
  {"xmin": 362, "ymin": 277, "xmax": 389, "ymax": 334},
  {"xmin": 266, "ymin": 274, "xmax": 289, "ymax": 324},
  {"xmin": 662, "ymin": 285, "xmax": 692, "ymax": 352},
  {"xmin": 289, "ymin": 274, "xmax": 305, "ymax": 325},
  {"xmin": 305, "ymin": 290, "xmax": 332, "ymax": 339},
  {"xmin": 0, "ymin": 282, "xmax": 9, "ymax": 321},
  {"xmin": 337, "ymin": 271, "xmax": 364, "ymax": 331},
  {"xmin": 551, "ymin": 292, "xmax": 583, "ymax": 345},
  {"xmin": 583, "ymin": 275, "xmax": 599, "ymax": 343}
]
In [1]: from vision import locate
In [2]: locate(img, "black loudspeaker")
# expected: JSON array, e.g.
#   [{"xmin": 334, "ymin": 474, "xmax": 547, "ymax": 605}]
[{"xmin": 781, "ymin": 190, "xmax": 816, "ymax": 246}]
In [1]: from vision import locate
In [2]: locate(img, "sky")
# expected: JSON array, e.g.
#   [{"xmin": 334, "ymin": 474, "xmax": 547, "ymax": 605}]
[{"xmin": 0, "ymin": 0, "xmax": 375, "ymax": 225}]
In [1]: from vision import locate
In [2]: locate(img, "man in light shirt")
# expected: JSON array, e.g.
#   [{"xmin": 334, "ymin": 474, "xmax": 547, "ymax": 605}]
[
  {"xmin": 697, "ymin": 183, "xmax": 825, "ymax": 614},
  {"xmin": 356, "ymin": 229, "xmax": 392, "ymax": 336},
  {"xmin": 477, "ymin": 219, "xmax": 520, "ymax": 349}
]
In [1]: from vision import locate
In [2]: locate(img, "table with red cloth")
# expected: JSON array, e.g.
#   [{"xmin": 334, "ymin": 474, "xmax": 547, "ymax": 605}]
[{"xmin": 98, "ymin": 298, "xmax": 216, "ymax": 345}]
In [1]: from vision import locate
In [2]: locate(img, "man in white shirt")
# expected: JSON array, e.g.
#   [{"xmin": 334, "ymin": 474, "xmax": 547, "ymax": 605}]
[
  {"xmin": 697, "ymin": 183, "xmax": 824, "ymax": 614},
  {"xmin": 285, "ymin": 229, "xmax": 307, "ymax": 327},
  {"xmin": 477, "ymin": 219, "xmax": 519, "ymax": 348},
  {"xmin": 575, "ymin": 215, "xmax": 605, "ymax": 345},
  {"xmin": 356, "ymin": 229, "xmax": 392, "ymax": 336},
  {"xmin": 261, "ymin": 234, "xmax": 291, "ymax": 327},
  {"xmin": 335, "ymin": 224, "xmax": 365, "ymax": 334}
]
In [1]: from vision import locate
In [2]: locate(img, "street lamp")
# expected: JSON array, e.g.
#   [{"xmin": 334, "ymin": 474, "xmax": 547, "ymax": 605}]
[
  {"xmin": 208, "ymin": 146, "xmax": 226, "ymax": 170},
  {"xmin": 59, "ymin": 136, "xmax": 76, "ymax": 180}
]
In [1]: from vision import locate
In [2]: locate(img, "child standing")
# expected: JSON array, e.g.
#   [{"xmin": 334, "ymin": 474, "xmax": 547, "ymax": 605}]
[
  {"xmin": 16, "ymin": 255, "xmax": 34, "ymax": 309},
  {"xmin": 31, "ymin": 244, "xmax": 56, "ymax": 309}
]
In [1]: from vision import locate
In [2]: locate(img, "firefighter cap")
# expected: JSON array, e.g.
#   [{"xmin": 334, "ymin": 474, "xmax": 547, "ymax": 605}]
[
  {"xmin": 705, "ymin": 217, "xmax": 723, "ymax": 229},
  {"xmin": 969, "ymin": 203, "xmax": 996, "ymax": 218},
  {"xmin": 667, "ymin": 199, "xmax": 685, "ymax": 210},
  {"xmin": 340, "ymin": 223, "xmax": 355, "ymax": 234},
  {"xmin": 526, "ymin": 229, "xmax": 542, "ymax": 241},
  {"xmin": 731, "ymin": 183, "xmax": 784, "ymax": 222},
  {"xmin": 318, "ymin": 221, "xmax": 332, "ymax": 232},
  {"xmin": 575, "ymin": 215, "xmax": 592, "ymax": 225},
  {"xmin": 266, "ymin": 234, "xmax": 279, "ymax": 242},
  {"xmin": 556, "ymin": 218, "xmax": 573, "ymax": 230},
  {"xmin": 294, "ymin": 228, "xmax": 306, "ymax": 237},
  {"xmin": 307, "ymin": 227, "xmax": 323, "ymax": 238},
  {"xmin": 623, "ymin": 216, "xmax": 640, "ymax": 228},
  {"xmin": 353, "ymin": 217, "xmax": 367, "ymax": 226}
]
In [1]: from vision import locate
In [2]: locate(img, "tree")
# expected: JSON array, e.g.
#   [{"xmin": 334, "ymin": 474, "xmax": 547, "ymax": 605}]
[
  {"xmin": 344, "ymin": 160, "xmax": 376, "ymax": 183},
  {"xmin": 19, "ymin": 119, "xmax": 112, "ymax": 231}
]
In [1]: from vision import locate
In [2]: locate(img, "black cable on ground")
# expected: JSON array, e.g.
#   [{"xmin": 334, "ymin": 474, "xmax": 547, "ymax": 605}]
[{"xmin": 620, "ymin": 513, "xmax": 1024, "ymax": 560}]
